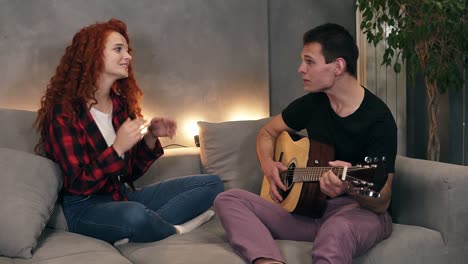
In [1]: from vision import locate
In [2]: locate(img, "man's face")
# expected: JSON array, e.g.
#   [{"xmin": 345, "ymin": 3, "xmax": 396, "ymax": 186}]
[{"xmin": 298, "ymin": 42, "xmax": 336, "ymax": 92}]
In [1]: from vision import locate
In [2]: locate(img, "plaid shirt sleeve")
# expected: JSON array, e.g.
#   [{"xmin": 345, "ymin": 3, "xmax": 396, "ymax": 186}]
[
  {"xmin": 123, "ymin": 137, "xmax": 164, "ymax": 183},
  {"xmin": 45, "ymin": 105, "xmax": 127, "ymax": 196},
  {"xmin": 111, "ymin": 99, "xmax": 164, "ymax": 184}
]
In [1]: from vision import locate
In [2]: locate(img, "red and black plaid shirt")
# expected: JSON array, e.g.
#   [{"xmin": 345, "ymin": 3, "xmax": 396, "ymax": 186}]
[{"xmin": 44, "ymin": 92, "xmax": 163, "ymax": 201}]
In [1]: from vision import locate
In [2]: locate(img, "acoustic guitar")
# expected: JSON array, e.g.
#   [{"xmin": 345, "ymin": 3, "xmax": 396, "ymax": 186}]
[{"xmin": 260, "ymin": 131, "xmax": 387, "ymax": 218}]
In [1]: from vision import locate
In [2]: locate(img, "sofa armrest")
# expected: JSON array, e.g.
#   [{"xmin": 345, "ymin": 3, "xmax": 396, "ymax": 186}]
[
  {"xmin": 392, "ymin": 155, "xmax": 468, "ymax": 261},
  {"xmin": 134, "ymin": 147, "xmax": 202, "ymax": 188}
]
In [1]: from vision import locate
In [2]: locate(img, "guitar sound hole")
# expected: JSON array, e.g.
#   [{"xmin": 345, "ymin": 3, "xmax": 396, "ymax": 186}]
[{"xmin": 280, "ymin": 163, "xmax": 295, "ymax": 199}]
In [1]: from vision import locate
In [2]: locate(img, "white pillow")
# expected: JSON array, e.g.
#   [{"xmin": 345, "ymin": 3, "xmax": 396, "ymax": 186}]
[
  {"xmin": 0, "ymin": 148, "xmax": 62, "ymax": 258},
  {"xmin": 198, "ymin": 118, "xmax": 271, "ymax": 194}
]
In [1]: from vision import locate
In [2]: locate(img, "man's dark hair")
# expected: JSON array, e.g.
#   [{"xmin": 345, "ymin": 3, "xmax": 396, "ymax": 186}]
[{"xmin": 303, "ymin": 23, "xmax": 358, "ymax": 77}]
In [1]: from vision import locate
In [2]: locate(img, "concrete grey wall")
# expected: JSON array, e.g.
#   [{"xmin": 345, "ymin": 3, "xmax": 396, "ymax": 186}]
[
  {"xmin": 0, "ymin": 0, "xmax": 269, "ymax": 147},
  {"xmin": 0, "ymin": 0, "xmax": 356, "ymax": 147},
  {"xmin": 268, "ymin": 0, "xmax": 357, "ymax": 115}
]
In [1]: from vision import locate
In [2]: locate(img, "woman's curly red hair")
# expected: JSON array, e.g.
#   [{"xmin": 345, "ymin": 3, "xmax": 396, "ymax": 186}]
[{"xmin": 34, "ymin": 19, "xmax": 142, "ymax": 153}]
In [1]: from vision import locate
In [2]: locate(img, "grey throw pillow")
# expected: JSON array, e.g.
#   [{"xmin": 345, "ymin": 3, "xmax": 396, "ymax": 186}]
[
  {"xmin": 0, "ymin": 148, "xmax": 62, "ymax": 258},
  {"xmin": 198, "ymin": 118, "xmax": 271, "ymax": 194}
]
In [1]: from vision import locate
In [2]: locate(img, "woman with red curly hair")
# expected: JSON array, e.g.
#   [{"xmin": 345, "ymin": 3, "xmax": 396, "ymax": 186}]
[{"xmin": 34, "ymin": 19, "xmax": 223, "ymax": 245}]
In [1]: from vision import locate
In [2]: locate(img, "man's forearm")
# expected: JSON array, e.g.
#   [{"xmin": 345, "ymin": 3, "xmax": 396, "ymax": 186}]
[
  {"xmin": 351, "ymin": 173, "xmax": 393, "ymax": 214},
  {"xmin": 256, "ymin": 128, "xmax": 277, "ymax": 167}
]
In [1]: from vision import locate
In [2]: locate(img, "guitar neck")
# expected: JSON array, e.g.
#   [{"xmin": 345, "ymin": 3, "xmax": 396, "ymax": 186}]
[{"xmin": 285, "ymin": 167, "xmax": 345, "ymax": 183}]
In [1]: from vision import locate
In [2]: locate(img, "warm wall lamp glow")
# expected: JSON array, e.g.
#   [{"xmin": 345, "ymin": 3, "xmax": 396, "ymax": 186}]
[
  {"xmin": 185, "ymin": 121, "xmax": 199, "ymax": 137},
  {"xmin": 184, "ymin": 111, "xmax": 266, "ymax": 147},
  {"xmin": 184, "ymin": 119, "xmax": 201, "ymax": 147},
  {"xmin": 141, "ymin": 108, "xmax": 267, "ymax": 148}
]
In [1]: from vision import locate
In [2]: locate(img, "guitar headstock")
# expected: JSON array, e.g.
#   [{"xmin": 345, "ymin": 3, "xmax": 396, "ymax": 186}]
[{"xmin": 345, "ymin": 156, "xmax": 388, "ymax": 196}]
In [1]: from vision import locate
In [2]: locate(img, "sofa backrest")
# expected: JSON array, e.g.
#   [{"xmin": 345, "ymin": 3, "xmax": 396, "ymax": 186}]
[
  {"xmin": 392, "ymin": 155, "xmax": 468, "ymax": 262},
  {"xmin": 0, "ymin": 108, "xmax": 39, "ymax": 154}
]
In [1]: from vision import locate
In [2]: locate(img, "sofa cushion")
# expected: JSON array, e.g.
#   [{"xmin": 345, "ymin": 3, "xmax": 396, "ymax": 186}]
[
  {"xmin": 135, "ymin": 147, "xmax": 202, "ymax": 188},
  {"xmin": 116, "ymin": 219, "xmax": 446, "ymax": 264},
  {"xmin": 3, "ymin": 228, "xmax": 132, "ymax": 264},
  {"xmin": 353, "ymin": 224, "xmax": 446, "ymax": 263},
  {"xmin": 46, "ymin": 202, "xmax": 68, "ymax": 231},
  {"xmin": 0, "ymin": 109, "xmax": 38, "ymax": 154},
  {"xmin": 0, "ymin": 148, "xmax": 62, "ymax": 258},
  {"xmin": 198, "ymin": 118, "xmax": 271, "ymax": 194}
]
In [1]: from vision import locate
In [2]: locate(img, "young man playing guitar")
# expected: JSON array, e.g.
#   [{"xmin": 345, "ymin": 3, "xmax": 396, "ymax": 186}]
[{"xmin": 214, "ymin": 23, "xmax": 397, "ymax": 264}]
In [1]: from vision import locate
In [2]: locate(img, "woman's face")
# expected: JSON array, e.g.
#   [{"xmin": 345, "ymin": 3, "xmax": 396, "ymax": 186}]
[{"xmin": 102, "ymin": 31, "xmax": 132, "ymax": 82}]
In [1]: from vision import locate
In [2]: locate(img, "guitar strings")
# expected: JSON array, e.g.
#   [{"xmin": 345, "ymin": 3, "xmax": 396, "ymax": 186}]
[
  {"xmin": 282, "ymin": 166, "xmax": 363, "ymax": 172},
  {"xmin": 282, "ymin": 166, "xmax": 373, "ymax": 184}
]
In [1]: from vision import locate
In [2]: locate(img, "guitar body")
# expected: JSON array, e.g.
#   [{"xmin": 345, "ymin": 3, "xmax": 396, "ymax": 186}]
[{"xmin": 260, "ymin": 131, "xmax": 334, "ymax": 218}]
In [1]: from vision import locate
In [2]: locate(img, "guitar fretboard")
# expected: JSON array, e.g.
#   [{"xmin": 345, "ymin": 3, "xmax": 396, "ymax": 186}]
[{"xmin": 282, "ymin": 167, "xmax": 345, "ymax": 183}]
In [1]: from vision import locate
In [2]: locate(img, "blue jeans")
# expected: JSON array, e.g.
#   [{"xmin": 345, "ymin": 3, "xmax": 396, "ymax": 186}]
[{"xmin": 62, "ymin": 174, "xmax": 223, "ymax": 243}]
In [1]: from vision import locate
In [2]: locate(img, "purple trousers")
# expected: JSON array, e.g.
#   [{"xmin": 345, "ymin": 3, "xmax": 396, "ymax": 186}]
[{"xmin": 214, "ymin": 189, "xmax": 392, "ymax": 264}]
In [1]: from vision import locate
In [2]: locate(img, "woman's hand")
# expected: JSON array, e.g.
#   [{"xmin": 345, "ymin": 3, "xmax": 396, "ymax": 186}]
[
  {"xmin": 113, "ymin": 118, "xmax": 147, "ymax": 156},
  {"xmin": 146, "ymin": 117, "xmax": 177, "ymax": 139}
]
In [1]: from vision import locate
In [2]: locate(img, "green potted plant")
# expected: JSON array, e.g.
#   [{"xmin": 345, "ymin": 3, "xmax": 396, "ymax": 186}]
[{"xmin": 356, "ymin": 0, "xmax": 467, "ymax": 161}]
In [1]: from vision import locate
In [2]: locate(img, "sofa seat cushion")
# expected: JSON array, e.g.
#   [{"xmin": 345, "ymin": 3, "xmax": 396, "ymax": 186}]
[
  {"xmin": 0, "ymin": 257, "xmax": 13, "ymax": 264},
  {"xmin": 117, "ymin": 220, "xmax": 446, "ymax": 264},
  {"xmin": 3, "ymin": 229, "xmax": 132, "ymax": 264}
]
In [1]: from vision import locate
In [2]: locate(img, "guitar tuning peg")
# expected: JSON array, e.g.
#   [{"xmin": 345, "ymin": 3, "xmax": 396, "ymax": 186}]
[
  {"xmin": 382, "ymin": 156, "xmax": 386, "ymax": 162},
  {"xmin": 364, "ymin": 156, "xmax": 372, "ymax": 164},
  {"xmin": 373, "ymin": 157, "xmax": 379, "ymax": 163}
]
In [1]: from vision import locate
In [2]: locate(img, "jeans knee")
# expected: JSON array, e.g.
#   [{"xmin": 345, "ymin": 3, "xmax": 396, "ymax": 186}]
[
  {"xmin": 312, "ymin": 218, "xmax": 359, "ymax": 263},
  {"xmin": 209, "ymin": 175, "xmax": 224, "ymax": 194},
  {"xmin": 315, "ymin": 217, "xmax": 355, "ymax": 246},
  {"xmin": 214, "ymin": 189, "xmax": 247, "ymax": 210},
  {"xmin": 330, "ymin": 216, "xmax": 353, "ymax": 233},
  {"xmin": 124, "ymin": 204, "xmax": 176, "ymax": 242},
  {"xmin": 122, "ymin": 203, "xmax": 152, "ymax": 229},
  {"xmin": 202, "ymin": 174, "xmax": 224, "ymax": 191}
]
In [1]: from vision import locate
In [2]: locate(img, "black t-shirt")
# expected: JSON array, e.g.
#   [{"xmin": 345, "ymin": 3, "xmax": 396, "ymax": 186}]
[{"xmin": 282, "ymin": 88, "xmax": 397, "ymax": 173}]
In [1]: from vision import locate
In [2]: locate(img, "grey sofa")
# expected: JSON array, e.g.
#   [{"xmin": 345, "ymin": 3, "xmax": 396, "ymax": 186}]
[{"xmin": 0, "ymin": 108, "xmax": 467, "ymax": 264}]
